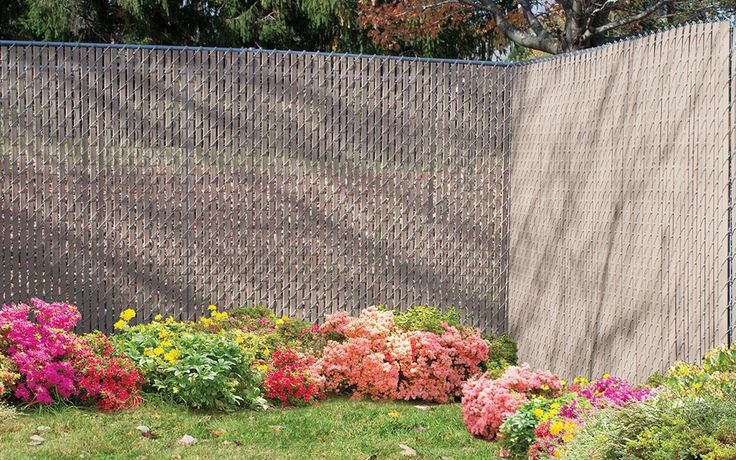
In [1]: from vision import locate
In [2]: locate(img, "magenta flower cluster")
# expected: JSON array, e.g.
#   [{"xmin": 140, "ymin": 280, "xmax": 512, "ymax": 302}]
[
  {"xmin": 570, "ymin": 375, "xmax": 653, "ymax": 409},
  {"xmin": 0, "ymin": 298, "xmax": 83, "ymax": 404}
]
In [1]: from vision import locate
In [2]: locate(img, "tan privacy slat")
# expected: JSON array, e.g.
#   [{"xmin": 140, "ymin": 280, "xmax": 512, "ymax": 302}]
[{"xmin": 510, "ymin": 21, "xmax": 733, "ymax": 382}]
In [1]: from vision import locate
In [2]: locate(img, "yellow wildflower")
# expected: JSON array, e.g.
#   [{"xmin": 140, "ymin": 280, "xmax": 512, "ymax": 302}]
[
  {"xmin": 158, "ymin": 329, "xmax": 170, "ymax": 339},
  {"xmin": 553, "ymin": 449, "xmax": 562, "ymax": 458},
  {"xmin": 235, "ymin": 336, "xmax": 245, "ymax": 344},
  {"xmin": 160, "ymin": 340, "xmax": 173, "ymax": 347},
  {"xmin": 534, "ymin": 408, "xmax": 544, "ymax": 418},
  {"xmin": 603, "ymin": 373, "xmax": 611, "ymax": 379},
  {"xmin": 563, "ymin": 421, "xmax": 577, "ymax": 432},
  {"xmin": 153, "ymin": 347, "xmax": 164, "ymax": 356},
  {"xmin": 387, "ymin": 411, "xmax": 400, "ymax": 418},
  {"xmin": 275, "ymin": 318, "xmax": 285, "ymax": 326},
  {"xmin": 263, "ymin": 347, "xmax": 271, "ymax": 357},
  {"xmin": 164, "ymin": 349, "xmax": 180, "ymax": 362},
  {"xmin": 144, "ymin": 348, "xmax": 155, "ymax": 357},
  {"xmin": 256, "ymin": 364, "xmax": 268, "ymax": 372},
  {"xmin": 120, "ymin": 309, "xmax": 136, "ymax": 321},
  {"xmin": 154, "ymin": 314, "xmax": 163, "ymax": 321},
  {"xmin": 208, "ymin": 304, "xmax": 218, "ymax": 312},
  {"xmin": 549, "ymin": 421, "xmax": 564, "ymax": 436},
  {"xmin": 113, "ymin": 319, "xmax": 126, "ymax": 330},
  {"xmin": 560, "ymin": 379, "xmax": 567, "ymax": 387},
  {"xmin": 562, "ymin": 433, "xmax": 574, "ymax": 443}
]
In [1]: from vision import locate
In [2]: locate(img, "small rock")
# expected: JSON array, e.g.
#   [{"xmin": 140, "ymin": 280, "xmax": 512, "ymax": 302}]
[
  {"xmin": 413, "ymin": 405, "xmax": 432, "ymax": 412},
  {"xmin": 28, "ymin": 435, "xmax": 46, "ymax": 446},
  {"xmin": 399, "ymin": 444, "xmax": 417, "ymax": 456},
  {"xmin": 136, "ymin": 425, "xmax": 150, "ymax": 433},
  {"xmin": 414, "ymin": 424, "xmax": 427, "ymax": 432},
  {"xmin": 36, "ymin": 426, "xmax": 51, "ymax": 432},
  {"xmin": 177, "ymin": 435, "xmax": 197, "ymax": 446}
]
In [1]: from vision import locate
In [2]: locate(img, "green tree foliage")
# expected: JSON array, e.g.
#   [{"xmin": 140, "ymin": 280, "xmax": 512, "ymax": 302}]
[{"xmin": 1, "ymin": 1, "xmax": 735, "ymax": 58}]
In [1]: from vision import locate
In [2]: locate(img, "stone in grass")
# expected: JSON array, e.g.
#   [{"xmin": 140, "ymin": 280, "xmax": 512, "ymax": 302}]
[
  {"xmin": 177, "ymin": 435, "xmax": 198, "ymax": 446},
  {"xmin": 413, "ymin": 405, "xmax": 433, "ymax": 412},
  {"xmin": 136, "ymin": 425, "xmax": 150, "ymax": 434},
  {"xmin": 28, "ymin": 435, "xmax": 46, "ymax": 446},
  {"xmin": 36, "ymin": 426, "xmax": 51, "ymax": 432},
  {"xmin": 398, "ymin": 444, "xmax": 417, "ymax": 456}
]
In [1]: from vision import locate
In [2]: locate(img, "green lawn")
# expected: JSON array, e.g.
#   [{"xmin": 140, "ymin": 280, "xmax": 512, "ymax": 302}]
[{"xmin": 0, "ymin": 397, "xmax": 498, "ymax": 460}]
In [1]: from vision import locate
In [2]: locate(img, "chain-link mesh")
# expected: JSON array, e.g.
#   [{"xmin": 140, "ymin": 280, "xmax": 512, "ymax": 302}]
[{"xmin": 0, "ymin": 43, "xmax": 512, "ymax": 334}]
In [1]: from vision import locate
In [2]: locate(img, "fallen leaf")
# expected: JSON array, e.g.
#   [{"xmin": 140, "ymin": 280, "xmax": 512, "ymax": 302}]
[
  {"xmin": 141, "ymin": 431, "xmax": 160, "ymax": 439},
  {"xmin": 176, "ymin": 435, "xmax": 197, "ymax": 446},
  {"xmin": 223, "ymin": 440, "xmax": 243, "ymax": 447},
  {"xmin": 387, "ymin": 411, "xmax": 400, "ymax": 418},
  {"xmin": 36, "ymin": 426, "xmax": 51, "ymax": 432},
  {"xmin": 209, "ymin": 429, "xmax": 226, "ymax": 437},
  {"xmin": 151, "ymin": 414, "xmax": 161, "ymax": 419},
  {"xmin": 136, "ymin": 425, "xmax": 150, "ymax": 433},
  {"xmin": 399, "ymin": 444, "xmax": 417, "ymax": 456},
  {"xmin": 414, "ymin": 424, "xmax": 427, "ymax": 432},
  {"xmin": 268, "ymin": 425, "xmax": 282, "ymax": 433}
]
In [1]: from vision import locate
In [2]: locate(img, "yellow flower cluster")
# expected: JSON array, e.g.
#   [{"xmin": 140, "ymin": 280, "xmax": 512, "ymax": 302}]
[
  {"xmin": 113, "ymin": 308, "xmax": 137, "ymax": 330},
  {"xmin": 534, "ymin": 401, "xmax": 561, "ymax": 423}
]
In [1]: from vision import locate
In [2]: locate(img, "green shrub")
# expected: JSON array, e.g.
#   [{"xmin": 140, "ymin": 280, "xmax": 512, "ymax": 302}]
[
  {"xmin": 480, "ymin": 333, "xmax": 518, "ymax": 377},
  {"xmin": 227, "ymin": 305, "xmax": 274, "ymax": 320},
  {"xmin": 394, "ymin": 306, "xmax": 460, "ymax": 333},
  {"xmin": 565, "ymin": 395, "xmax": 736, "ymax": 460},
  {"xmin": 656, "ymin": 345, "xmax": 736, "ymax": 398},
  {"xmin": 113, "ymin": 320, "xmax": 266, "ymax": 411}
]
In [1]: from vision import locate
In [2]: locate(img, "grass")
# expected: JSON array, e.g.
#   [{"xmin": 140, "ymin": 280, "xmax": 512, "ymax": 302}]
[{"xmin": 0, "ymin": 397, "xmax": 498, "ymax": 460}]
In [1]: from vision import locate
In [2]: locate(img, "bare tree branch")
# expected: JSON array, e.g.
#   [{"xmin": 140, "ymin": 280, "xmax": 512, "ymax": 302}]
[{"xmin": 459, "ymin": 0, "xmax": 561, "ymax": 53}]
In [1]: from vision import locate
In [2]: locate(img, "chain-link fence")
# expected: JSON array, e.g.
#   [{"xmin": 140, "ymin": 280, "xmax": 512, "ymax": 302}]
[
  {"xmin": 0, "ymin": 20, "xmax": 735, "ymax": 381},
  {"xmin": 0, "ymin": 43, "xmax": 512, "ymax": 334}
]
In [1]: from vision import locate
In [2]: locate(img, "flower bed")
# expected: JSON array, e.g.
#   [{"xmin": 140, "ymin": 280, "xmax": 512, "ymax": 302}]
[
  {"xmin": 0, "ymin": 300, "xmax": 508, "ymax": 413},
  {"xmin": 461, "ymin": 346, "xmax": 736, "ymax": 459}
]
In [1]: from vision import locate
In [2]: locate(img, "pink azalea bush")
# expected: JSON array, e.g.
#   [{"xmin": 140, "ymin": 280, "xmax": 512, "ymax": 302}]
[
  {"xmin": 316, "ymin": 307, "xmax": 488, "ymax": 403},
  {"xmin": 461, "ymin": 364, "xmax": 563, "ymax": 440}
]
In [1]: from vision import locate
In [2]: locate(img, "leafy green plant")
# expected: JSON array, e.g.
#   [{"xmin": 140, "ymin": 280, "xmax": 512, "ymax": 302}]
[
  {"xmin": 227, "ymin": 305, "xmax": 274, "ymax": 320},
  {"xmin": 565, "ymin": 395, "xmax": 736, "ymax": 460},
  {"xmin": 480, "ymin": 333, "xmax": 518, "ymax": 377},
  {"xmin": 498, "ymin": 397, "xmax": 551, "ymax": 458},
  {"xmin": 393, "ymin": 306, "xmax": 460, "ymax": 333},
  {"xmin": 113, "ymin": 319, "xmax": 266, "ymax": 411}
]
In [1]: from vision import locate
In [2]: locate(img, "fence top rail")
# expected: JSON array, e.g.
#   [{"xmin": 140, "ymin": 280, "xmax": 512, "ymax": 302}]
[
  {"xmin": 0, "ymin": 18, "xmax": 731, "ymax": 71},
  {"xmin": 0, "ymin": 39, "xmax": 516, "ymax": 68}
]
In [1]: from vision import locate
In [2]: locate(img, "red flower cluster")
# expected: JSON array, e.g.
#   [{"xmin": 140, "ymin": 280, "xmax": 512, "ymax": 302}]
[
  {"xmin": 71, "ymin": 333, "xmax": 144, "ymax": 412},
  {"xmin": 264, "ymin": 348, "xmax": 322, "ymax": 407}
]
